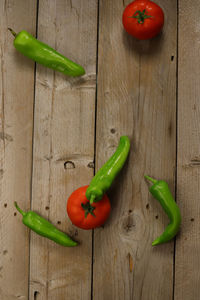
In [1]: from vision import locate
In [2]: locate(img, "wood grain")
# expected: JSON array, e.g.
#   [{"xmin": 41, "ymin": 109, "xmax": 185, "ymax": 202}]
[
  {"xmin": 0, "ymin": 0, "xmax": 36, "ymax": 299},
  {"xmin": 93, "ymin": 0, "xmax": 177, "ymax": 299},
  {"xmin": 29, "ymin": 1, "xmax": 98, "ymax": 299},
  {"xmin": 175, "ymin": 0, "xmax": 200, "ymax": 299}
]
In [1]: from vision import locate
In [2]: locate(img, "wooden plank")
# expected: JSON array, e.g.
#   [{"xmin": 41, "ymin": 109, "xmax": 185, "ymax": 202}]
[
  {"xmin": 93, "ymin": 0, "xmax": 177, "ymax": 299},
  {"xmin": 29, "ymin": 0, "xmax": 98, "ymax": 299},
  {"xmin": 0, "ymin": 1, "xmax": 36, "ymax": 299},
  {"xmin": 175, "ymin": 1, "xmax": 200, "ymax": 299}
]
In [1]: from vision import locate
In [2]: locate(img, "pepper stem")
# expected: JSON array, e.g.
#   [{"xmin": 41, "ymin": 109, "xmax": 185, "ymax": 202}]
[
  {"xmin": 90, "ymin": 194, "xmax": 96, "ymax": 204},
  {"xmin": 14, "ymin": 202, "xmax": 26, "ymax": 217},
  {"xmin": 144, "ymin": 175, "xmax": 157, "ymax": 185},
  {"xmin": 8, "ymin": 28, "xmax": 17, "ymax": 37}
]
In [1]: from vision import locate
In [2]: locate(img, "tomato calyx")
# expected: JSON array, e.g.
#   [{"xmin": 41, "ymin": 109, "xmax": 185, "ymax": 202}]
[
  {"xmin": 81, "ymin": 202, "xmax": 96, "ymax": 218},
  {"xmin": 130, "ymin": 9, "xmax": 152, "ymax": 24}
]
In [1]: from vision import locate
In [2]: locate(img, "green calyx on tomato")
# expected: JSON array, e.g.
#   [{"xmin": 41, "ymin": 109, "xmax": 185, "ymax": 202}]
[
  {"xmin": 130, "ymin": 9, "xmax": 152, "ymax": 24},
  {"xmin": 81, "ymin": 202, "xmax": 96, "ymax": 218}
]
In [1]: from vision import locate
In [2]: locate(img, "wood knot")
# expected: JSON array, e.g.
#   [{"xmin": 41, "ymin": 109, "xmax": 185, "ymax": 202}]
[
  {"xmin": 122, "ymin": 214, "xmax": 136, "ymax": 233},
  {"xmin": 119, "ymin": 212, "xmax": 145, "ymax": 241}
]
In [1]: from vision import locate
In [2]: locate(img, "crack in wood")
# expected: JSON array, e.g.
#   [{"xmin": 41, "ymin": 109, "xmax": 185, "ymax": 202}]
[
  {"xmin": 190, "ymin": 158, "xmax": 200, "ymax": 165},
  {"xmin": 127, "ymin": 253, "xmax": 133, "ymax": 272},
  {"xmin": 1, "ymin": 45, "xmax": 5, "ymax": 152},
  {"xmin": 183, "ymin": 157, "xmax": 200, "ymax": 168}
]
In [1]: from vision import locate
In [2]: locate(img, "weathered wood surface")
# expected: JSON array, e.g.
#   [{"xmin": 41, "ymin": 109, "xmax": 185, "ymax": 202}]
[
  {"xmin": 93, "ymin": 0, "xmax": 177, "ymax": 299},
  {"xmin": 29, "ymin": 0, "xmax": 97, "ymax": 300},
  {"xmin": 175, "ymin": 0, "xmax": 200, "ymax": 299},
  {"xmin": 0, "ymin": 1, "xmax": 36, "ymax": 299},
  {"xmin": 0, "ymin": 0, "xmax": 200, "ymax": 299}
]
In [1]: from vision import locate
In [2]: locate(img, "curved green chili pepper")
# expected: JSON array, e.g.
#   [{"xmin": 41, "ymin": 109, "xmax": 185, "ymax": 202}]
[
  {"xmin": 144, "ymin": 175, "xmax": 181, "ymax": 246},
  {"xmin": 15, "ymin": 202, "xmax": 77, "ymax": 247},
  {"xmin": 8, "ymin": 28, "xmax": 85, "ymax": 77},
  {"xmin": 86, "ymin": 136, "xmax": 130, "ymax": 204}
]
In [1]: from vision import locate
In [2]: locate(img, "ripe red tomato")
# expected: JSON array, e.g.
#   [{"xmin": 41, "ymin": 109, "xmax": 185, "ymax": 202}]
[
  {"xmin": 122, "ymin": 0, "xmax": 164, "ymax": 40},
  {"xmin": 67, "ymin": 185, "xmax": 111, "ymax": 230}
]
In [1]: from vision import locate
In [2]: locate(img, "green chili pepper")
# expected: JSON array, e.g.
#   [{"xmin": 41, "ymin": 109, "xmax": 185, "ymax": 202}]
[
  {"xmin": 15, "ymin": 202, "xmax": 77, "ymax": 247},
  {"xmin": 8, "ymin": 28, "xmax": 85, "ymax": 77},
  {"xmin": 86, "ymin": 136, "xmax": 130, "ymax": 204},
  {"xmin": 144, "ymin": 175, "xmax": 181, "ymax": 246}
]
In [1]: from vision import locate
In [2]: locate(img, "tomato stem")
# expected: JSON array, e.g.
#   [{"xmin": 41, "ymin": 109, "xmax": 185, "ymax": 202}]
[
  {"xmin": 130, "ymin": 9, "xmax": 152, "ymax": 24},
  {"xmin": 81, "ymin": 202, "xmax": 96, "ymax": 218}
]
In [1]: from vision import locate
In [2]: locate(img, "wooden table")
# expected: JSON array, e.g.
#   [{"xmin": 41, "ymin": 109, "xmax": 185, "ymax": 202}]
[{"xmin": 0, "ymin": 0, "xmax": 199, "ymax": 299}]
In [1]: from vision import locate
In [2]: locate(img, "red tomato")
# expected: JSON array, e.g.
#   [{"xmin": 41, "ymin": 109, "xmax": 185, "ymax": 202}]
[
  {"xmin": 122, "ymin": 0, "xmax": 164, "ymax": 40},
  {"xmin": 67, "ymin": 185, "xmax": 111, "ymax": 230}
]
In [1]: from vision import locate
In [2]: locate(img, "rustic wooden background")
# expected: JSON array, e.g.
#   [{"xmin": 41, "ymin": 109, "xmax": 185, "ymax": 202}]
[{"xmin": 0, "ymin": 0, "xmax": 199, "ymax": 299}]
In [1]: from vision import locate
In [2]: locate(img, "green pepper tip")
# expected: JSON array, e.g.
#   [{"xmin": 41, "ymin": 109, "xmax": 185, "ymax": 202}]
[
  {"xmin": 152, "ymin": 239, "xmax": 159, "ymax": 246},
  {"xmin": 14, "ymin": 201, "xmax": 26, "ymax": 217},
  {"xmin": 71, "ymin": 241, "xmax": 78, "ymax": 247},
  {"xmin": 144, "ymin": 175, "xmax": 157, "ymax": 185},
  {"xmin": 8, "ymin": 28, "xmax": 17, "ymax": 37}
]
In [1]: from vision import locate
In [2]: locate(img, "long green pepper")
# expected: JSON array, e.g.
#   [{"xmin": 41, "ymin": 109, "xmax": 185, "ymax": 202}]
[
  {"xmin": 15, "ymin": 202, "xmax": 77, "ymax": 247},
  {"xmin": 86, "ymin": 136, "xmax": 130, "ymax": 204},
  {"xmin": 9, "ymin": 29, "xmax": 85, "ymax": 77},
  {"xmin": 145, "ymin": 175, "xmax": 181, "ymax": 246}
]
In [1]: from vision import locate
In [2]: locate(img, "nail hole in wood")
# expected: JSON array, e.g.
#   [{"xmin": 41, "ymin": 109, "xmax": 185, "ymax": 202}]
[
  {"xmin": 14, "ymin": 212, "xmax": 17, "ymax": 216},
  {"xmin": 34, "ymin": 291, "xmax": 39, "ymax": 300},
  {"xmin": 4, "ymin": 203, "xmax": 7, "ymax": 208},
  {"xmin": 155, "ymin": 215, "xmax": 159, "ymax": 219},
  {"xmin": 3, "ymin": 250, "xmax": 8, "ymax": 255},
  {"xmin": 128, "ymin": 210, "xmax": 132, "ymax": 213},
  {"xmin": 64, "ymin": 161, "xmax": 75, "ymax": 169},
  {"xmin": 146, "ymin": 203, "xmax": 149, "ymax": 209},
  {"xmin": 87, "ymin": 162, "xmax": 94, "ymax": 168},
  {"xmin": 191, "ymin": 218, "xmax": 194, "ymax": 222},
  {"xmin": 171, "ymin": 55, "xmax": 174, "ymax": 61},
  {"xmin": 45, "ymin": 206, "xmax": 49, "ymax": 210},
  {"xmin": 57, "ymin": 221, "xmax": 61, "ymax": 225},
  {"xmin": 110, "ymin": 128, "xmax": 116, "ymax": 134}
]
